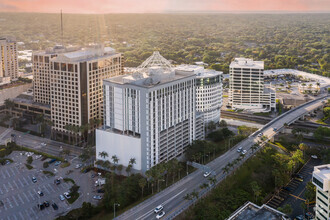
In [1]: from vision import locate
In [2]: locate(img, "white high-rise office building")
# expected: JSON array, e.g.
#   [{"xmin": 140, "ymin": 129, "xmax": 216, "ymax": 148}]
[
  {"xmin": 0, "ymin": 37, "xmax": 18, "ymax": 80},
  {"xmin": 229, "ymin": 58, "xmax": 275, "ymax": 112},
  {"xmin": 96, "ymin": 52, "xmax": 203, "ymax": 172},
  {"xmin": 312, "ymin": 164, "xmax": 330, "ymax": 220},
  {"xmin": 175, "ymin": 65, "xmax": 223, "ymax": 124}
]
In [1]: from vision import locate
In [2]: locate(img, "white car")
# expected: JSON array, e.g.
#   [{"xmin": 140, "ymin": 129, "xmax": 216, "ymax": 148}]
[
  {"xmin": 311, "ymin": 155, "xmax": 318, "ymax": 159},
  {"xmin": 41, "ymin": 143, "xmax": 47, "ymax": 146},
  {"xmin": 203, "ymin": 171, "xmax": 211, "ymax": 178},
  {"xmin": 241, "ymin": 150, "xmax": 247, "ymax": 155},
  {"xmin": 237, "ymin": 147, "xmax": 242, "ymax": 153},
  {"xmin": 258, "ymin": 132, "xmax": 263, "ymax": 137},
  {"xmin": 156, "ymin": 211, "xmax": 165, "ymax": 219},
  {"xmin": 75, "ymin": 164, "xmax": 82, "ymax": 169},
  {"xmin": 93, "ymin": 195, "xmax": 102, "ymax": 200},
  {"xmin": 154, "ymin": 205, "xmax": 163, "ymax": 213},
  {"xmin": 63, "ymin": 192, "xmax": 71, "ymax": 199},
  {"xmin": 59, "ymin": 195, "xmax": 65, "ymax": 201}
]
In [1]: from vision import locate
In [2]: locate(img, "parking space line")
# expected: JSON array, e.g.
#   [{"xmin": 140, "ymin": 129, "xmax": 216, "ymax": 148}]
[
  {"xmin": 12, "ymin": 213, "xmax": 18, "ymax": 220},
  {"xmin": 6, "ymin": 197, "xmax": 13, "ymax": 208},
  {"xmin": 17, "ymin": 179, "xmax": 24, "ymax": 188},
  {"xmin": 28, "ymin": 190, "xmax": 35, "ymax": 201},
  {"xmin": 3, "ymin": 183, "xmax": 9, "ymax": 193},
  {"xmin": 30, "ymin": 207, "xmax": 38, "ymax": 219},
  {"xmin": 5, "ymin": 169, "xmax": 11, "ymax": 178},
  {"xmin": 7, "ymin": 182, "xmax": 14, "ymax": 191},
  {"xmin": 42, "ymin": 185, "xmax": 50, "ymax": 195},
  {"xmin": 18, "ymin": 211, "xmax": 24, "ymax": 220},
  {"xmin": 22, "ymin": 192, "xmax": 30, "ymax": 203},
  {"xmin": 17, "ymin": 194, "xmax": 24, "ymax": 205},
  {"xmin": 46, "ymin": 183, "xmax": 56, "ymax": 193},
  {"xmin": 0, "ymin": 186, "xmax": 3, "ymax": 194},
  {"xmin": 12, "ymin": 195, "xmax": 19, "ymax": 207},
  {"xmin": 9, "ymin": 167, "xmax": 16, "ymax": 177},
  {"xmin": 13, "ymin": 181, "xmax": 19, "ymax": 190},
  {"xmin": 22, "ymin": 177, "xmax": 29, "ymax": 186},
  {"xmin": 24, "ymin": 209, "xmax": 32, "ymax": 219}
]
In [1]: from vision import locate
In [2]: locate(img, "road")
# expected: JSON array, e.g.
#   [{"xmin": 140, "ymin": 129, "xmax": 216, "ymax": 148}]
[
  {"xmin": 0, "ymin": 127, "xmax": 83, "ymax": 157},
  {"xmin": 116, "ymin": 94, "xmax": 329, "ymax": 220}
]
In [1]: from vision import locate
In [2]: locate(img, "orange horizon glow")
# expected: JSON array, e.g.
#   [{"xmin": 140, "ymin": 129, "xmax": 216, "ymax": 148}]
[{"xmin": 0, "ymin": 0, "xmax": 329, "ymax": 13}]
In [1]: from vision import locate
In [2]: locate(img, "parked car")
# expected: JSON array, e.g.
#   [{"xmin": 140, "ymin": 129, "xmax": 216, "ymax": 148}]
[
  {"xmin": 203, "ymin": 171, "xmax": 211, "ymax": 178},
  {"xmin": 43, "ymin": 201, "xmax": 50, "ymax": 207},
  {"xmin": 237, "ymin": 147, "xmax": 242, "ymax": 153},
  {"xmin": 241, "ymin": 150, "xmax": 247, "ymax": 155},
  {"xmin": 75, "ymin": 164, "xmax": 83, "ymax": 169},
  {"xmin": 37, "ymin": 191, "xmax": 44, "ymax": 196},
  {"xmin": 37, "ymin": 203, "xmax": 45, "ymax": 210},
  {"xmin": 156, "ymin": 211, "xmax": 166, "ymax": 219},
  {"xmin": 64, "ymin": 192, "xmax": 71, "ymax": 199},
  {"xmin": 292, "ymin": 174, "xmax": 304, "ymax": 179},
  {"xmin": 311, "ymin": 155, "xmax": 318, "ymax": 159},
  {"xmin": 154, "ymin": 205, "xmax": 164, "ymax": 213},
  {"xmin": 97, "ymin": 189, "xmax": 105, "ymax": 193},
  {"xmin": 32, "ymin": 177, "xmax": 37, "ymax": 183},
  {"xmin": 54, "ymin": 179, "xmax": 61, "ymax": 185},
  {"xmin": 54, "ymin": 161, "xmax": 62, "ymax": 166},
  {"xmin": 41, "ymin": 143, "xmax": 47, "ymax": 146},
  {"xmin": 59, "ymin": 195, "xmax": 65, "ymax": 201},
  {"xmin": 305, "ymin": 212, "xmax": 313, "ymax": 219},
  {"xmin": 93, "ymin": 195, "xmax": 102, "ymax": 200},
  {"xmin": 258, "ymin": 132, "xmax": 263, "ymax": 137},
  {"xmin": 273, "ymin": 127, "xmax": 277, "ymax": 131},
  {"xmin": 295, "ymin": 215, "xmax": 304, "ymax": 220},
  {"xmin": 52, "ymin": 203, "xmax": 58, "ymax": 210}
]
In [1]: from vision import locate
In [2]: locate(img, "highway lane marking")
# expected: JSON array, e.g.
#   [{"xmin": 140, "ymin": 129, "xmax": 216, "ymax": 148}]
[{"xmin": 135, "ymin": 188, "xmax": 187, "ymax": 220}]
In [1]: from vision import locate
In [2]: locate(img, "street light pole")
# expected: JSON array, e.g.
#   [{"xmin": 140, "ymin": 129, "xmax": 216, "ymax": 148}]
[{"xmin": 114, "ymin": 203, "xmax": 120, "ymax": 218}]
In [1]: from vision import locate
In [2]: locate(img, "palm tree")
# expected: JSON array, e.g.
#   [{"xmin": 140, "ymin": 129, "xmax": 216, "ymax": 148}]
[
  {"xmin": 129, "ymin": 158, "xmax": 136, "ymax": 169},
  {"xmin": 208, "ymin": 176, "xmax": 217, "ymax": 186},
  {"xmin": 139, "ymin": 178, "xmax": 147, "ymax": 197},
  {"xmin": 98, "ymin": 151, "xmax": 109, "ymax": 159},
  {"xmin": 103, "ymin": 160, "xmax": 111, "ymax": 170},
  {"xmin": 117, "ymin": 164, "xmax": 123, "ymax": 175},
  {"xmin": 112, "ymin": 155, "xmax": 119, "ymax": 165},
  {"xmin": 250, "ymin": 181, "xmax": 262, "ymax": 203},
  {"xmin": 126, "ymin": 164, "xmax": 132, "ymax": 176},
  {"xmin": 222, "ymin": 166, "xmax": 229, "ymax": 174}
]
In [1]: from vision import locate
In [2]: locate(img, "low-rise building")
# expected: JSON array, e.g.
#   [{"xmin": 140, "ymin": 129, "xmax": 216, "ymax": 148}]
[{"xmin": 312, "ymin": 164, "xmax": 330, "ymax": 220}]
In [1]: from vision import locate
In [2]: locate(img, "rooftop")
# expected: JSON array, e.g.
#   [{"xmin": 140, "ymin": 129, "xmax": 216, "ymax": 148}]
[
  {"xmin": 105, "ymin": 66, "xmax": 195, "ymax": 88},
  {"xmin": 313, "ymin": 164, "xmax": 330, "ymax": 180},
  {"xmin": 230, "ymin": 58, "xmax": 264, "ymax": 69},
  {"xmin": 0, "ymin": 37, "xmax": 16, "ymax": 43},
  {"xmin": 13, "ymin": 94, "xmax": 50, "ymax": 109},
  {"xmin": 227, "ymin": 201, "xmax": 287, "ymax": 220},
  {"xmin": 137, "ymin": 51, "xmax": 173, "ymax": 72},
  {"xmin": 175, "ymin": 65, "xmax": 222, "ymax": 78}
]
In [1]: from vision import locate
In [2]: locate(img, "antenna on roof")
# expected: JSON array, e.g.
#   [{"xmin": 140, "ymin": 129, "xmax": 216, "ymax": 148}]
[{"xmin": 60, "ymin": 10, "xmax": 64, "ymax": 46}]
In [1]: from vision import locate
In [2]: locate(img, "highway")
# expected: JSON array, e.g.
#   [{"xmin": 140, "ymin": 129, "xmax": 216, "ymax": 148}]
[
  {"xmin": 0, "ymin": 127, "xmax": 84, "ymax": 157},
  {"xmin": 116, "ymin": 94, "xmax": 329, "ymax": 220}
]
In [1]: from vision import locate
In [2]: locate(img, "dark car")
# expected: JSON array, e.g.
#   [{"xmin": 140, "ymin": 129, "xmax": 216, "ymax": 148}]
[
  {"xmin": 37, "ymin": 203, "xmax": 45, "ymax": 210},
  {"xmin": 44, "ymin": 201, "xmax": 50, "ymax": 207},
  {"xmin": 97, "ymin": 189, "xmax": 105, "ymax": 193},
  {"xmin": 54, "ymin": 179, "xmax": 61, "ymax": 185},
  {"xmin": 292, "ymin": 174, "xmax": 303, "ymax": 179},
  {"xmin": 305, "ymin": 212, "xmax": 313, "ymax": 219},
  {"xmin": 281, "ymin": 186, "xmax": 291, "ymax": 192},
  {"xmin": 52, "ymin": 203, "xmax": 58, "ymax": 210}
]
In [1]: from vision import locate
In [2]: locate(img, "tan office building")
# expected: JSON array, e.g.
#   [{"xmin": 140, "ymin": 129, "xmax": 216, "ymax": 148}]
[{"xmin": 0, "ymin": 37, "xmax": 18, "ymax": 80}]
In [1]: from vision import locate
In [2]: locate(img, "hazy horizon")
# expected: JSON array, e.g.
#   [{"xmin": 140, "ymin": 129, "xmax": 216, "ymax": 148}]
[{"xmin": 0, "ymin": 0, "xmax": 329, "ymax": 14}]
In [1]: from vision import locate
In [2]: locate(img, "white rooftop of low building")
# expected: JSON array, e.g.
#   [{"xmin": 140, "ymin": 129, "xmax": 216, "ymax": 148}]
[
  {"xmin": 313, "ymin": 164, "xmax": 330, "ymax": 180},
  {"xmin": 105, "ymin": 66, "xmax": 195, "ymax": 88},
  {"xmin": 230, "ymin": 57, "xmax": 264, "ymax": 69},
  {"xmin": 175, "ymin": 64, "xmax": 222, "ymax": 78}
]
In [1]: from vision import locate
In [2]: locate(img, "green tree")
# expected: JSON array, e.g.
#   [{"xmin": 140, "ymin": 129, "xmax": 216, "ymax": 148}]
[
  {"xmin": 26, "ymin": 156, "xmax": 33, "ymax": 164},
  {"xmin": 138, "ymin": 178, "xmax": 147, "ymax": 197},
  {"xmin": 305, "ymin": 182, "xmax": 316, "ymax": 202},
  {"xmin": 250, "ymin": 181, "xmax": 262, "ymax": 203},
  {"xmin": 277, "ymin": 204, "xmax": 293, "ymax": 215},
  {"xmin": 98, "ymin": 151, "xmax": 109, "ymax": 160},
  {"xmin": 43, "ymin": 162, "xmax": 49, "ymax": 168}
]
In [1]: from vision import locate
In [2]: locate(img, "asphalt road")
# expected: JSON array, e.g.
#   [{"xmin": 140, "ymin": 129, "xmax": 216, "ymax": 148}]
[
  {"xmin": 0, "ymin": 128, "xmax": 83, "ymax": 157},
  {"xmin": 117, "ymin": 95, "xmax": 329, "ymax": 220}
]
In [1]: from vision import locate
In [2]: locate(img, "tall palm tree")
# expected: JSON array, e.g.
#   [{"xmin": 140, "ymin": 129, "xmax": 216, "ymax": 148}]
[
  {"xmin": 129, "ymin": 158, "xmax": 136, "ymax": 168},
  {"xmin": 98, "ymin": 151, "xmax": 109, "ymax": 159},
  {"xmin": 112, "ymin": 155, "xmax": 119, "ymax": 165},
  {"xmin": 117, "ymin": 164, "xmax": 123, "ymax": 175},
  {"xmin": 139, "ymin": 178, "xmax": 147, "ymax": 197}
]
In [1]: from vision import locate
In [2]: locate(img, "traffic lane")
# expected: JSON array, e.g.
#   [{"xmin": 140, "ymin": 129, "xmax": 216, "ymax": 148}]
[{"xmin": 122, "ymin": 171, "xmax": 202, "ymax": 220}]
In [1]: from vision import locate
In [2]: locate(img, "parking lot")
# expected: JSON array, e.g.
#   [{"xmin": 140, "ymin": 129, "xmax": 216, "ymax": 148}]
[
  {"xmin": 266, "ymin": 157, "xmax": 322, "ymax": 219},
  {"xmin": 0, "ymin": 150, "xmax": 98, "ymax": 220}
]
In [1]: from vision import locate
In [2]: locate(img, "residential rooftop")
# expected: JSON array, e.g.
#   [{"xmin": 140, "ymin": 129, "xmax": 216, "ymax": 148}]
[
  {"xmin": 227, "ymin": 201, "xmax": 287, "ymax": 220},
  {"xmin": 230, "ymin": 58, "xmax": 264, "ymax": 69}
]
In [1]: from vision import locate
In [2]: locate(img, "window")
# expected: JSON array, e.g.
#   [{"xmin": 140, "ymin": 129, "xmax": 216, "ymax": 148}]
[{"xmin": 313, "ymin": 177, "xmax": 323, "ymax": 189}]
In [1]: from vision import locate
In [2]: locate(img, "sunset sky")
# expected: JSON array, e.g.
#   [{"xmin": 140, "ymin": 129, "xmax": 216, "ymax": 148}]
[{"xmin": 0, "ymin": 0, "xmax": 329, "ymax": 13}]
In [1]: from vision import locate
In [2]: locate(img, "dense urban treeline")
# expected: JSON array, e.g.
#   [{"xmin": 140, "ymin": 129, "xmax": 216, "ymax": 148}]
[{"xmin": 0, "ymin": 13, "xmax": 329, "ymax": 76}]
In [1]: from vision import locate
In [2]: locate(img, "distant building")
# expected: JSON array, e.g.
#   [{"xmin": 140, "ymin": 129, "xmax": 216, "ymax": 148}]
[
  {"xmin": 0, "ymin": 37, "xmax": 19, "ymax": 81},
  {"xmin": 312, "ymin": 164, "xmax": 330, "ymax": 220},
  {"xmin": 229, "ymin": 58, "xmax": 275, "ymax": 112},
  {"xmin": 33, "ymin": 45, "xmax": 123, "ymax": 142},
  {"xmin": 175, "ymin": 65, "xmax": 223, "ymax": 124},
  {"xmin": 227, "ymin": 201, "xmax": 288, "ymax": 220},
  {"xmin": 96, "ymin": 52, "xmax": 203, "ymax": 172}
]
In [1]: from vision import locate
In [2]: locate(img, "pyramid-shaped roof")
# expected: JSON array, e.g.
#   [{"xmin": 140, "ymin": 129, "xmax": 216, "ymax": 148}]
[{"xmin": 138, "ymin": 51, "xmax": 173, "ymax": 71}]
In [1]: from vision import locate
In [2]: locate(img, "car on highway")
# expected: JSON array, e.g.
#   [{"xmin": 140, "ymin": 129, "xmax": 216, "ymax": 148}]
[
  {"xmin": 54, "ymin": 161, "xmax": 62, "ymax": 166},
  {"xmin": 37, "ymin": 191, "xmax": 44, "ymax": 196},
  {"xmin": 93, "ymin": 195, "xmax": 102, "ymax": 200},
  {"xmin": 32, "ymin": 177, "xmax": 37, "ymax": 183},
  {"xmin": 59, "ymin": 194, "xmax": 65, "ymax": 201},
  {"xmin": 64, "ymin": 192, "xmax": 71, "ymax": 199},
  {"xmin": 156, "ymin": 211, "xmax": 166, "ymax": 219},
  {"xmin": 237, "ymin": 147, "xmax": 242, "ymax": 153},
  {"xmin": 241, "ymin": 150, "xmax": 247, "ymax": 155},
  {"xmin": 154, "ymin": 205, "xmax": 164, "ymax": 213},
  {"xmin": 52, "ymin": 203, "xmax": 58, "ymax": 210},
  {"xmin": 203, "ymin": 171, "xmax": 211, "ymax": 178}
]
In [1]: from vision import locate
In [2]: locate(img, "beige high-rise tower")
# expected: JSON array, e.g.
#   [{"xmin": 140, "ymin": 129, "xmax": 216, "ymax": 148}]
[
  {"xmin": 0, "ymin": 37, "xmax": 18, "ymax": 80},
  {"xmin": 33, "ymin": 45, "xmax": 124, "ymax": 143}
]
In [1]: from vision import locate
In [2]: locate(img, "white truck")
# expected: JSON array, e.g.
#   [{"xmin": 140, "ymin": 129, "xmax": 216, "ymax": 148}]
[{"xmin": 95, "ymin": 178, "xmax": 106, "ymax": 187}]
